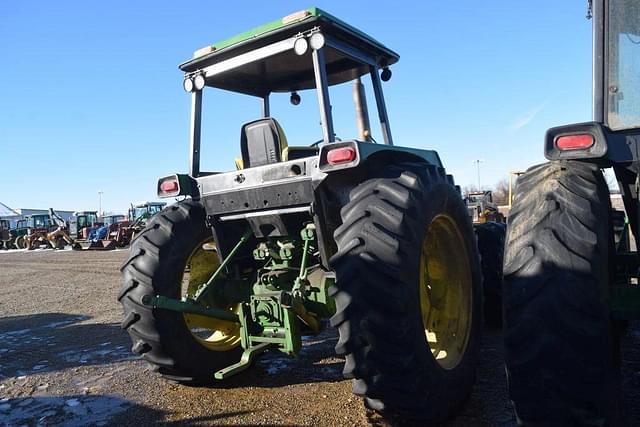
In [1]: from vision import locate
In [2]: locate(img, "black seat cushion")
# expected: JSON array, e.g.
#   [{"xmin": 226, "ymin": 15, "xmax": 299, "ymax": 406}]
[{"xmin": 240, "ymin": 118, "xmax": 287, "ymax": 168}]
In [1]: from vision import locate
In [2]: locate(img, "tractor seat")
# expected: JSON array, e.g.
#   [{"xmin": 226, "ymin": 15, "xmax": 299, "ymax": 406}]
[{"xmin": 240, "ymin": 118, "xmax": 288, "ymax": 168}]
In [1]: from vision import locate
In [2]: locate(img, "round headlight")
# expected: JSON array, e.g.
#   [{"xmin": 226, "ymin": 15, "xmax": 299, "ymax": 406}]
[
  {"xmin": 183, "ymin": 78, "xmax": 194, "ymax": 93},
  {"xmin": 294, "ymin": 37, "xmax": 308, "ymax": 56},
  {"xmin": 309, "ymin": 32, "xmax": 325, "ymax": 50},
  {"xmin": 380, "ymin": 67, "xmax": 392, "ymax": 82},
  {"xmin": 193, "ymin": 74, "xmax": 206, "ymax": 91}
]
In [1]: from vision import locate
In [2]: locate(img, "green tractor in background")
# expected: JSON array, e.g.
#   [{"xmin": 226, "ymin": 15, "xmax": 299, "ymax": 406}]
[
  {"xmin": 127, "ymin": 202, "xmax": 165, "ymax": 224},
  {"xmin": 125, "ymin": 201, "xmax": 166, "ymax": 241},
  {"xmin": 119, "ymin": 8, "xmax": 484, "ymax": 422},
  {"xmin": 504, "ymin": 0, "xmax": 639, "ymax": 424}
]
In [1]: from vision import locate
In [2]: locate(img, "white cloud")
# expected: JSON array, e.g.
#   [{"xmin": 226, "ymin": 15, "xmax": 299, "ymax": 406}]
[{"xmin": 510, "ymin": 102, "xmax": 546, "ymax": 131}]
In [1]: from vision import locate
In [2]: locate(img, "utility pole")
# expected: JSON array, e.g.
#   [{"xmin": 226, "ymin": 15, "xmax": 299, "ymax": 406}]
[
  {"xmin": 98, "ymin": 190, "xmax": 103, "ymax": 217},
  {"xmin": 473, "ymin": 159, "xmax": 483, "ymax": 190}
]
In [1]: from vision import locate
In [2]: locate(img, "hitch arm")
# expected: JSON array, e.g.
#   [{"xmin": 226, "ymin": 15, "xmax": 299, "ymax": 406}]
[
  {"xmin": 193, "ymin": 228, "xmax": 253, "ymax": 303},
  {"xmin": 142, "ymin": 294, "xmax": 240, "ymax": 323}
]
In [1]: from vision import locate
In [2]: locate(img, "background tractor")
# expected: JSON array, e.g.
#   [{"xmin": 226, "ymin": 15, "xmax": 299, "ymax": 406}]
[
  {"xmin": 465, "ymin": 190, "xmax": 504, "ymax": 224},
  {"xmin": 82, "ymin": 214, "xmax": 133, "ymax": 250},
  {"xmin": 465, "ymin": 190, "xmax": 506, "ymax": 325},
  {"xmin": 20, "ymin": 209, "xmax": 74, "ymax": 250},
  {"xmin": 68, "ymin": 210, "xmax": 99, "ymax": 241},
  {"xmin": 504, "ymin": 0, "xmax": 640, "ymax": 424},
  {"xmin": 119, "ymin": 8, "xmax": 484, "ymax": 423},
  {"xmin": 128, "ymin": 202, "xmax": 165, "ymax": 224},
  {"xmin": 125, "ymin": 201, "xmax": 166, "ymax": 241},
  {"xmin": 102, "ymin": 214, "xmax": 134, "ymax": 248},
  {"xmin": 70, "ymin": 210, "xmax": 114, "ymax": 250},
  {"xmin": 21, "ymin": 213, "xmax": 54, "ymax": 250}
]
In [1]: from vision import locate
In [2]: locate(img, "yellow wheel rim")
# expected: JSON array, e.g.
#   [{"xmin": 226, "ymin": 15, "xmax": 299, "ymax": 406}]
[
  {"xmin": 181, "ymin": 238, "xmax": 241, "ymax": 351},
  {"xmin": 419, "ymin": 214, "xmax": 473, "ymax": 370}
]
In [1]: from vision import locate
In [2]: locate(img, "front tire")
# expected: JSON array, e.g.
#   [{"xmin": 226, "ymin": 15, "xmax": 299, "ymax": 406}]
[
  {"xmin": 118, "ymin": 200, "xmax": 242, "ymax": 383},
  {"xmin": 503, "ymin": 161, "xmax": 620, "ymax": 425},
  {"xmin": 330, "ymin": 163, "xmax": 483, "ymax": 422}
]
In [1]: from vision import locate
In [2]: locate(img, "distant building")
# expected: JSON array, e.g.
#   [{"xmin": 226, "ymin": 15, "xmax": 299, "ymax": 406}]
[{"xmin": 0, "ymin": 202, "xmax": 21, "ymax": 227}]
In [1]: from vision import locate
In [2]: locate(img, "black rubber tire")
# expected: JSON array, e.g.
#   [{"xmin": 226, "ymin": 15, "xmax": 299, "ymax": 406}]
[
  {"xmin": 330, "ymin": 162, "xmax": 483, "ymax": 422},
  {"xmin": 475, "ymin": 221, "xmax": 506, "ymax": 326},
  {"xmin": 118, "ymin": 200, "xmax": 242, "ymax": 383},
  {"xmin": 503, "ymin": 161, "xmax": 620, "ymax": 425},
  {"xmin": 16, "ymin": 236, "xmax": 25, "ymax": 249}
]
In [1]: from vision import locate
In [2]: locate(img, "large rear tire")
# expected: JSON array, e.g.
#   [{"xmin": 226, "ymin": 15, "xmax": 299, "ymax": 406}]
[
  {"xmin": 503, "ymin": 161, "xmax": 620, "ymax": 425},
  {"xmin": 118, "ymin": 200, "xmax": 242, "ymax": 383},
  {"xmin": 330, "ymin": 163, "xmax": 482, "ymax": 422}
]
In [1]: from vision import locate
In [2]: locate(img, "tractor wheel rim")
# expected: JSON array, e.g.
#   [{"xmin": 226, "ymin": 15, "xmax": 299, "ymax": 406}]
[
  {"xmin": 419, "ymin": 214, "xmax": 473, "ymax": 370},
  {"xmin": 181, "ymin": 238, "xmax": 241, "ymax": 351}
]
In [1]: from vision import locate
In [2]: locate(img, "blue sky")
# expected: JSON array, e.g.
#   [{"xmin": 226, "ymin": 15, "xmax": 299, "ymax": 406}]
[{"xmin": 0, "ymin": 1, "xmax": 593, "ymax": 214}]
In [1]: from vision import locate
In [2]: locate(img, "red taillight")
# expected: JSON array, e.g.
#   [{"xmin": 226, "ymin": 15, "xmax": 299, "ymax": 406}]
[
  {"xmin": 327, "ymin": 147, "xmax": 356, "ymax": 165},
  {"xmin": 556, "ymin": 134, "xmax": 594, "ymax": 150},
  {"xmin": 160, "ymin": 179, "xmax": 178, "ymax": 193}
]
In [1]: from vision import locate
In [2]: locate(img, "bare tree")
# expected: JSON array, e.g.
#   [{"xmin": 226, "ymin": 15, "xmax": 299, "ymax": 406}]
[
  {"xmin": 492, "ymin": 178, "xmax": 509, "ymax": 205},
  {"xmin": 462, "ymin": 184, "xmax": 479, "ymax": 195}
]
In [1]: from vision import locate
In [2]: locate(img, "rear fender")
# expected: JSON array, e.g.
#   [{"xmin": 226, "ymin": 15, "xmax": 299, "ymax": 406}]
[
  {"xmin": 318, "ymin": 140, "xmax": 443, "ymax": 173},
  {"xmin": 544, "ymin": 122, "xmax": 609, "ymax": 164}
]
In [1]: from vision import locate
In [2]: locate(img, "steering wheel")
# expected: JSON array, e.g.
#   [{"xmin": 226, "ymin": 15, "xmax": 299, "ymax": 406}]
[{"xmin": 310, "ymin": 136, "xmax": 341, "ymax": 147}]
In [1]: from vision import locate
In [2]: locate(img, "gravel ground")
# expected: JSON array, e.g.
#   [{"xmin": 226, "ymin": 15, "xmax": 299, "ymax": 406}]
[{"xmin": 0, "ymin": 249, "xmax": 638, "ymax": 426}]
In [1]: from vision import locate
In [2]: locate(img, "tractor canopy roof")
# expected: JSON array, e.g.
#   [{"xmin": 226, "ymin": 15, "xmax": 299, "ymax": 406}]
[{"xmin": 179, "ymin": 7, "xmax": 399, "ymax": 97}]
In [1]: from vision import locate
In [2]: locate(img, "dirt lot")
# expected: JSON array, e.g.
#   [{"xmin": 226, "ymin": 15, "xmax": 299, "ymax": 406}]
[{"xmin": 0, "ymin": 249, "xmax": 638, "ymax": 426}]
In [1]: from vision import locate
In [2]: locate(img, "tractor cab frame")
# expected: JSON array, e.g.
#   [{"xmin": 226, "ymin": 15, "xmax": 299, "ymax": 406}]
[
  {"xmin": 543, "ymin": 0, "xmax": 640, "ymax": 318},
  {"xmin": 502, "ymin": 1, "xmax": 640, "ymax": 423}
]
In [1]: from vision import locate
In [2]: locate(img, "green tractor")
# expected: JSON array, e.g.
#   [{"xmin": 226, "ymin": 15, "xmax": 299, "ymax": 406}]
[
  {"xmin": 127, "ymin": 202, "xmax": 166, "ymax": 224},
  {"xmin": 504, "ymin": 0, "xmax": 639, "ymax": 424},
  {"xmin": 125, "ymin": 201, "xmax": 166, "ymax": 241},
  {"xmin": 119, "ymin": 8, "xmax": 483, "ymax": 422}
]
